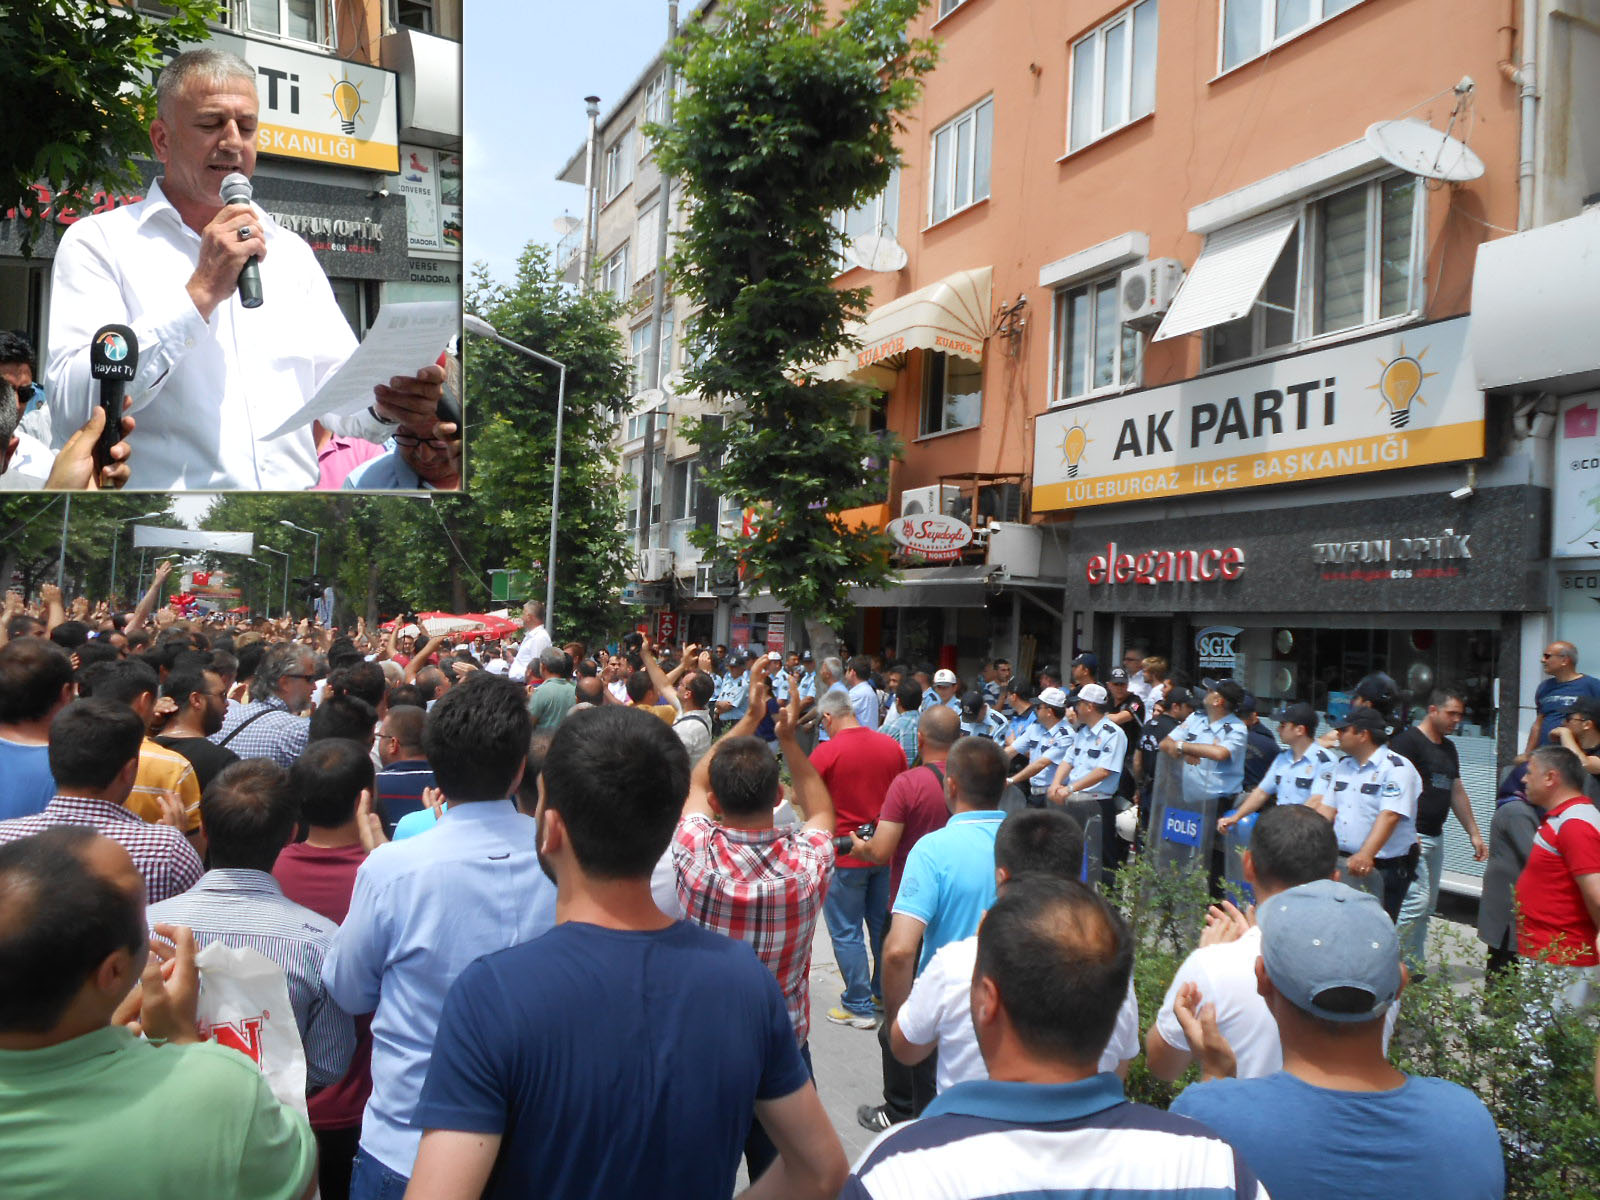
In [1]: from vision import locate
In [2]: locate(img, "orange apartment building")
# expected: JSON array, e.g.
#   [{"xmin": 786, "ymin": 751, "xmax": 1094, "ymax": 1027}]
[
  {"xmin": 565, "ymin": 0, "xmax": 1600, "ymax": 889},
  {"xmin": 783, "ymin": 0, "xmax": 1599, "ymax": 892}
]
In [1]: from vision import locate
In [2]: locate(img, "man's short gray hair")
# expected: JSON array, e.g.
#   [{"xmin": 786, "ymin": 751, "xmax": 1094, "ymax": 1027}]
[
  {"xmin": 251, "ymin": 642, "xmax": 313, "ymax": 702},
  {"xmin": 156, "ymin": 48, "xmax": 256, "ymax": 120},
  {"xmin": 817, "ymin": 689, "xmax": 853, "ymax": 721},
  {"xmin": 820, "ymin": 656, "xmax": 844, "ymax": 685},
  {"xmin": 539, "ymin": 646, "xmax": 570, "ymax": 678},
  {"xmin": 523, "ymin": 600, "xmax": 545, "ymax": 621}
]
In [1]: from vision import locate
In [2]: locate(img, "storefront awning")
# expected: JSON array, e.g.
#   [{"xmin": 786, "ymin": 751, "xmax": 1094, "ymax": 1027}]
[
  {"xmin": 1152, "ymin": 208, "xmax": 1299, "ymax": 342},
  {"xmin": 737, "ymin": 564, "xmax": 995, "ymax": 614},
  {"xmin": 814, "ymin": 266, "xmax": 993, "ymax": 386},
  {"xmin": 1472, "ymin": 207, "xmax": 1600, "ymax": 394}
]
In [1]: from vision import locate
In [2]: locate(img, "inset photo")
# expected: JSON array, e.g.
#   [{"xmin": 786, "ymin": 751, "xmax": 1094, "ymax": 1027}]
[{"xmin": 0, "ymin": 3, "xmax": 462, "ymax": 493}]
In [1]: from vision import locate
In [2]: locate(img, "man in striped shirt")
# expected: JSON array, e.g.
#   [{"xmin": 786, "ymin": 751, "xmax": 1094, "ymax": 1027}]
[
  {"xmin": 0, "ymin": 698, "xmax": 202, "ymax": 904},
  {"xmin": 149, "ymin": 758, "xmax": 356, "ymax": 1092},
  {"xmin": 844, "ymin": 876, "xmax": 1266, "ymax": 1199}
]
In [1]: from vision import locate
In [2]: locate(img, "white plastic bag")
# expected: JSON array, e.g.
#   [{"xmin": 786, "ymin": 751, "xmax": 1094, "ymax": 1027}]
[{"xmin": 193, "ymin": 942, "xmax": 309, "ymax": 1116}]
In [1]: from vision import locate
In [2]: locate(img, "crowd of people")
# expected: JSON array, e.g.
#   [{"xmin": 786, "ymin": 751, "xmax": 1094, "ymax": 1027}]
[{"xmin": 0, "ymin": 587, "xmax": 1595, "ymax": 1200}]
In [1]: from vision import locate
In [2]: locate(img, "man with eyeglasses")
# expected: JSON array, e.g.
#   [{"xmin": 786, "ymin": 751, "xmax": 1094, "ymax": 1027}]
[
  {"xmin": 209, "ymin": 642, "xmax": 316, "ymax": 769},
  {"xmin": 343, "ymin": 424, "xmax": 461, "ymax": 491},
  {"xmin": 1524, "ymin": 641, "xmax": 1600, "ymax": 759}
]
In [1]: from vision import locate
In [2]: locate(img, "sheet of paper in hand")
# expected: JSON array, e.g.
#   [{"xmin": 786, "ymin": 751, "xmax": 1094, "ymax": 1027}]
[{"xmin": 266, "ymin": 300, "xmax": 459, "ymax": 439}]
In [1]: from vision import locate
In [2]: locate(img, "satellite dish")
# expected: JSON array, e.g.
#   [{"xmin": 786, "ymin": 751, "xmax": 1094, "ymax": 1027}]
[
  {"xmin": 552, "ymin": 213, "xmax": 581, "ymax": 235},
  {"xmin": 1365, "ymin": 119, "xmax": 1485, "ymax": 182},
  {"xmin": 633, "ymin": 387, "xmax": 666, "ymax": 408},
  {"xmin": 662, "ymin": 369, "xmax": 689, "ymax": 393},
  {"xmin": 850, "ymin": 233, "xmax": 908, "ymax": 273}
]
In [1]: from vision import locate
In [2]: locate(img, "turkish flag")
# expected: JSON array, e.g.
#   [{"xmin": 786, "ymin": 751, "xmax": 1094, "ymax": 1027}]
[{"xmin": 192, "ymin": 572, "xmax": 211, "ymax": 587}]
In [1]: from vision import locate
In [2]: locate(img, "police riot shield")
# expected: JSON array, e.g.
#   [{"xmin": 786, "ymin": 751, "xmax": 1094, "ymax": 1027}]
[
  {"xmin": 1222, "ymin": 810, "xmax": 1258, "ymax": 905},
  {"xmin": 1149, "ymin": 751, "xmax": 1217, "ymax": 876},
  {"xmin": 1335, "ymin": 854, "xmax": 1388, "ymax": 901},
  {"xmin": 1060, "ymin": 798, "xmax": 1102, "ymax": 889}
]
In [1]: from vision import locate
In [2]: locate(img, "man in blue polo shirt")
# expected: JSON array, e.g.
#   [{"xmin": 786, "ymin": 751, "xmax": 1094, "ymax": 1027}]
[
  {"xmin": 863, "ymin": 736, "xmax": 1007, "ymax": 1132},
  {"xmin": 371, "ymin": 704, "xmax": 433, "ymax": 835},
  {"xmin": 844, "ymin": 875, "xmax": 1266, "ymax": 1199}
]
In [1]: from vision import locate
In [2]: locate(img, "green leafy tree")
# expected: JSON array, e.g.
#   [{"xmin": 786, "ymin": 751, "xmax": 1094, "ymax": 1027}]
[
  {"xmin": 0, "ymin": 493, "xmax": 179, "ymax": 603},
  {"xmin": 1, "ymin": 0, "xmax": 221, "ymax": 251},
  {"xmin": 654, "ymin": 0, "xmax": 936, "ymax": 647},
  {"xmin": 466, "ymin": 246, "xmax": 635, "ymax": 647}
]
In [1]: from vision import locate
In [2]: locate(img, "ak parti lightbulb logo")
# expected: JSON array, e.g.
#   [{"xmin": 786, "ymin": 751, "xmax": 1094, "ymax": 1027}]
[
  {"xmin": 1370, "ymin": 343, "xmax": 1437, "ymax": 429},
  {"xmin": 1060, "ymin": 421, "xmax": 1091, "ymax": 478},
  {"xmin": 327, "ymin": 72, "xmax": 365, "ymax": 135}
]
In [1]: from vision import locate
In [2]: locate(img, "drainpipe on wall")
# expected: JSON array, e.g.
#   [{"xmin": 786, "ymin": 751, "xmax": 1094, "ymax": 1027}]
[
  {"xmin": 578, "ymin": 96, "xmax": 601, "ymax": 293},
  {"xmin": 1498, "ymin": 0, "xmax": 1540, "ymax": 230}
]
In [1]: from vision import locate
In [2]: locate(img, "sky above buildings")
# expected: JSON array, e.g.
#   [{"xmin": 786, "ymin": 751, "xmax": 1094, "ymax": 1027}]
[{"xmin": 466, "ymin": 0, "xmax": 673, "ymax": 287}]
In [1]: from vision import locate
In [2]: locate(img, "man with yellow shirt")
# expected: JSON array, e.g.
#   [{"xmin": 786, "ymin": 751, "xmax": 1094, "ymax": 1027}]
[{"xmin": 78, "ymin": 659, "xmax": 202, "ymax": 840}]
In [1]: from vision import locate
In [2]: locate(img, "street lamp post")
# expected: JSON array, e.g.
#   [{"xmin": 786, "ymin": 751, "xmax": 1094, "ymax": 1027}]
[
  {"xmin": 259, "ymin": 544, "xmax": 290, "ymax": 617},
  {"xmin": 109, "ymin": 511, "xmax": 164, "ymax": 606},
  {"xmin": 278, "ymin": 520, "xmax": 320, "ymax": 577},
  {"xmin": 247, "ymin": 557, "xmax": 273, "ymax": 619},
  {"xmin": 463, "ymin": 314, "xmax": 567, "ymax": 630}
]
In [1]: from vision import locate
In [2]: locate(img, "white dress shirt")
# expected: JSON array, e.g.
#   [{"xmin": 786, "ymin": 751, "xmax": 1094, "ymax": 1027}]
[
  {"xmin": 44, "ymin": 178, "xmax": 390, "ymax": 489},
  {"xmin": 0, "ymin": 431, "xmax": 52, "ymax": 489},
  {"xmin": 507, "ymin": 624, "xmax": 552, "ymax": 683}
]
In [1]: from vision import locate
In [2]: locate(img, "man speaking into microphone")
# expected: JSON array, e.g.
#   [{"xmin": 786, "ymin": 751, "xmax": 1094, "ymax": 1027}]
[{"xmin": 43, "ymin": 47, "xmax": 445, "ymax": 490}]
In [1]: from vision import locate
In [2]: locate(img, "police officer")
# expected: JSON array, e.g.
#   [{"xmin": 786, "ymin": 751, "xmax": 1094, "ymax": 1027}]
[
  {"xmin": 1002, "ymin": 682, "xmax": 1039, "ymax": 749},
  {"xmin": 1160, "ymin": 678, "xmax": 1250, "ymax": 811},
  {"xmin": 1217, "ymin": 701, "xmax": 1338, "ymax": 832},
  {"xmin": 713, "ymin": 650, "xmax": 751, "ymax": 727},
  {"xmin": 1050, "ymin": 682, "xmax": 1126, "ymax": 872},
  {"xmin": 1311, "ymin": 705, "xmax": 1422, "ymax": 921},
  {"xmin": 923, "ymin": 668, "xmax": 962, "ymax": 712},
  {"xmin": 959, "ymin": 689, "xmax": 1009, "ymax": 744},
  {"xmin": 1005, "ymin": 686, "xmax": 1074, "ymax": 804}
]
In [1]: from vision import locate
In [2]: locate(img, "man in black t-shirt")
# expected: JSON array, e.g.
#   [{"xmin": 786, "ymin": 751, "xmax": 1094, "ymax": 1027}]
[
  {"xmin": 1239, "ymin": 694, "xmax": 1278, "ymax": 795},
  {"xmin": 153, "ymin": 663, "xmax": 240, "ymax": 793},
  {"xmin": 1390, "ymin": 687, "xmax": 1487, "ymax": 967},
  {"xmin": 1104, "ymin": 669, "xmax": 1144, "ymax": 864}
]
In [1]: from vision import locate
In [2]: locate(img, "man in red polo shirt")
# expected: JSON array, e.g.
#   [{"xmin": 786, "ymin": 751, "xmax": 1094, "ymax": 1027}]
[
  {"xmin": 1515, "ymin": 745, "xmax": 1600, "ymax": 1006},
  {"xmin": 811, "ymin": 687, "xmax": 907, "ymax": 1029}
]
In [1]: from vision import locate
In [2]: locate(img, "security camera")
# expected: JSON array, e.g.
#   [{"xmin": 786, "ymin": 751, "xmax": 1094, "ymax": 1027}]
[{"xmin": 1450, "ymin": 485, "xmax": 1474, "ymax": 501}]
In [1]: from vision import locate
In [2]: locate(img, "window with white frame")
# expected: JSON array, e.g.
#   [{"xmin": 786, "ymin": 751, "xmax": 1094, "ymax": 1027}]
[
  {"xmin": 604, "ymin": 129, "xmax": 634, "ymax": 202},
  {"xmin": 1220, "ymin": 0, "xmax": 1363, "ymax": 72},
  {"xmin": 630, "ymin": 322, "xmax": 654, "ymax": 394},
  {"xmin": 668, "ymin": 458, "xmax": 699, "ymax": 521},
  {"xmin": 921, "ymin": 351, "xmax": 983, "ymax": 435},
  {"xmin": 247, "ymin": 0, "xmax": 323, "ymax": 44},
  {"xmin": 625, "ymin": 405, "xmax": 660, "ymax": 442},
  {"xmin": 937, "ymin": 0, "xmax": 972, "ymax": 16},
  {"xmin": 648, "ymin": 447, "xmax": 665, "ymax": 524},
  {"xmin": 625, "ymin": 455, "xmax": 644, "ymax": 529},
  {"xmin": 642, "ymin": 73, "xmax": 667, "ymax": 137},
  {"xmin": 929, "ymin": 97, "xmax": 993, "ymax": 225},
  {"xmin": 659, "ymin": 310, "xmax": 676, "ymax": 377},
  {"xmin": 603, "ymin": 245, "xmax": 629, "ymax": 301},
  {"xmin": 1207, "ymin": 174, "xmax": 1420, "ymax": 367},
  {"xmin": 1068, "ymin": 0, "xmax": 1158, "ymax": 152},
  {"xmin": 635, "ymin": 203, "xmax": 661, "ymax": 281},
  {"xmin": 1054, "ymin": 274, "xmax": 1142, "ymax": 402},
  {"xmin": 832, "ymin": 168, "xmax": 901, "ymax": 271}
]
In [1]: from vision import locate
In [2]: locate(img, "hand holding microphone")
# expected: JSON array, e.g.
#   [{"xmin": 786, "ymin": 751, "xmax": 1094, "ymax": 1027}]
[{"xmin": 184, "ymin": 173, "xmax": 267, "ymax": 320}]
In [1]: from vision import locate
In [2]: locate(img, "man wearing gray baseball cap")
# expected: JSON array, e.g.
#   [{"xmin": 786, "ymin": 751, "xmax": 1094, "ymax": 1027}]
[{"xmin": 1169, "ymin": 879, "xmax": 1504, "ymax": 1200}]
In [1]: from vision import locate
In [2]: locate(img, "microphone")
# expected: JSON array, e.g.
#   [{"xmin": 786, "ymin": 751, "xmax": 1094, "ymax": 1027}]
[
  {"xmin": 220, "ymin": 172, "xmax": 264, "ymax": 309},
  {"xmin": 89, "ymin": 324, "xmax": 138, "ymax": 474}
]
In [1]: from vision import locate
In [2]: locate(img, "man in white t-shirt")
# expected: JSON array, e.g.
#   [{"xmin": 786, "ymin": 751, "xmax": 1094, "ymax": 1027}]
[
  {"xmin": 891, "ymin": 808, "xmax": 1139, "ymax": 1092},
  {"xmin": 1145, "ymin": 804, "xmax": 1342, "ymax": 1081}
]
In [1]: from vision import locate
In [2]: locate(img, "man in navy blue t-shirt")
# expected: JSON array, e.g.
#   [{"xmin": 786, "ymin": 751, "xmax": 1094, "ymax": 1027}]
[
  {"xmin": 1525, "ymin": 640, "xmax": 1600, "ymax": 755},
  {"xmin": 408, "ymin": 706, "xmax": 847, "ymax": 1200}
]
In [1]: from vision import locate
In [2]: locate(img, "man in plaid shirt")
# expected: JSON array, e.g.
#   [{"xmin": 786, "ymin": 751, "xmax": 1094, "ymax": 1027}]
[
  {"xmin": 673, "ymin": 676, "xmax": 836, "ymax": 1181},
  {"xmin": 0, "ymin": 698, "xmax": 202, "ymax": 903},
  {"xmin": 879, "ymin": 679, "xmax": 925, "ymax": 767},
  {"xmin": 210, "ymin": 642, "xmax": 316, "ymax": 768}
]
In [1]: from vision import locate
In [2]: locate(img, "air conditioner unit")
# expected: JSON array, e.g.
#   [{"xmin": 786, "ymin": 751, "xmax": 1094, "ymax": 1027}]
[
  {"xmin": 1119, "ymin": 258, "xmax": 1184, "ymax": 327},
  {"xmin": 900, "ymin": 485, "xmax": 962, "ymax": 518},
  {"xmin": 637, "ymin": 548, "xmax": 675, "ymax": 581},
  {"xmin": 950, "ymin": 483, "xmax": 1024, "ymax": 527}
]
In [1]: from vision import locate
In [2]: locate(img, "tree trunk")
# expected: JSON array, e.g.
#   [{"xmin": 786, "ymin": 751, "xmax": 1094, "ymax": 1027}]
[{"xmin": 802, "ymin": 614, "xmax": 839, "ymax": 664}]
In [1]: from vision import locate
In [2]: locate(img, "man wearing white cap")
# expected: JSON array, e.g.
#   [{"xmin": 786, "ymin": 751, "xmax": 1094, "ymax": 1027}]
[
  {"xmin": 1005, "ymin": 688, "xmax": 1074, "ymax": 803},
  {"xmin": 1050, "ymin": 683, "xmax": 1126, "ymax": 874},
  {"xmin": 1169, "ymin": 879, "xmax": 1504, "ymax": 1200},
  {"xmin": 921, "ymin": 668, "xmax": 962, "ymax": 713}
]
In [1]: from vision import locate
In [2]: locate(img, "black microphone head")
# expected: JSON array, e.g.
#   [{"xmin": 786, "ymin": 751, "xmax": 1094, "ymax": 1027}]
[
  {"xmin": 89, "ymin": 324, "xmax": 138, "ymax": 381},
  {"xmin": 220, "ymin": 172, "xmax": 253, "ymax": 206}
]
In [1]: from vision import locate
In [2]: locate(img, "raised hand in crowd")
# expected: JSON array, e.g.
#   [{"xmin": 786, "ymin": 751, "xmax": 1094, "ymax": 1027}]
[
  {"xmin": 1172, "ymin": 982, "xmax": 1237, "ymax": 1083},
  {"xmin": 111, "ymin": 925, "xmax": 202, "ymax": 1045},
  {"xmin": 1198, "ymin": 899, "xmax": 1253, "ymax": 948}
]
